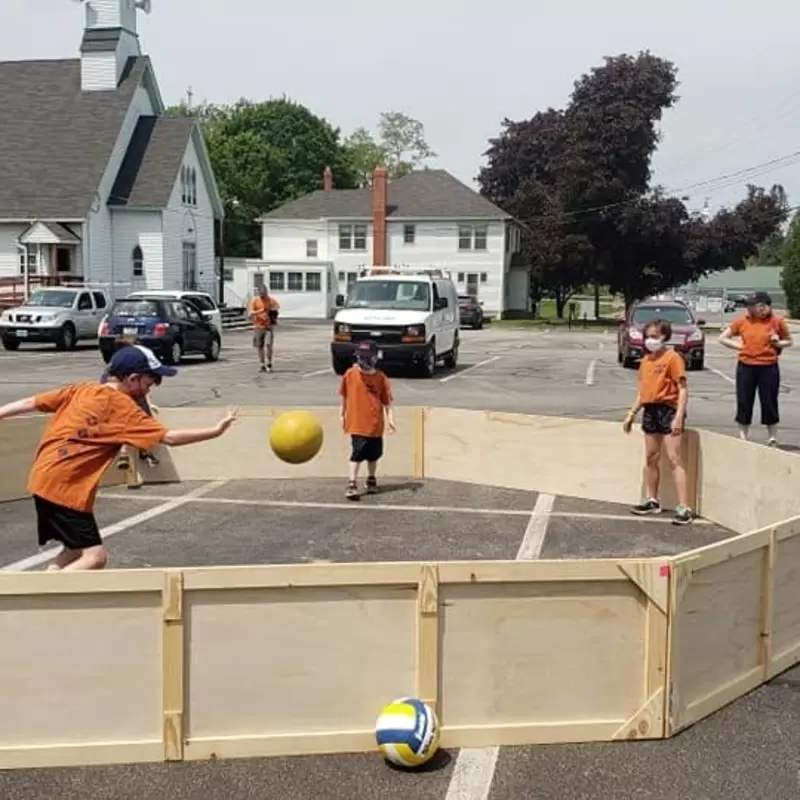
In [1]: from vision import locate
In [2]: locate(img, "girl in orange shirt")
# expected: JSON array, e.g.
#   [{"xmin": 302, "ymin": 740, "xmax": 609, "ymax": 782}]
[{"xmin": 622, "ymin": 319, "xmax": 692, "ymax": 525}]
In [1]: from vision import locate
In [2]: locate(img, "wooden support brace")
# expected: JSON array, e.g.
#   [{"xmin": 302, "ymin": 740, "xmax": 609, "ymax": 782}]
[
  {"xmin": 415, "ymin": 564, "xmax": 439, "ymax": 714},
  {"xmin": 162, "ymin": 570, "xmax": 185, "ymax": 761},
  {"xmin": 759, "ymin": 529, "xmax": 777, "ymax": 680}
]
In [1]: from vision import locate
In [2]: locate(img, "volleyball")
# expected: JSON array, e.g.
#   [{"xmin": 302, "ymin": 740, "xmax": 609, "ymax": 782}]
[
  {"xmin": 375, "ymin": 697, "xmax": 440, "ymax": 768},
  {"xmin": 269, "ymin": 410, "xmax": 324, "ymax": 464}
]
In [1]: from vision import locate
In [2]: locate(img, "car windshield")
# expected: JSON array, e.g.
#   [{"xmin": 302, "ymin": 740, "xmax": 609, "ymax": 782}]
[
  {"xmin": 632, "ymin": 306, "xmax": 694, "ymax": 325},
  {"xmin": 112, "ymin": 300, "xmax": 160, "ymax": 317},
  {"xmin": 345, "ymin": 280, "xmax": 431, "ymax": 311},
  {"xmin": 23, "ymin": 290, "xmax": 75, "ymax": 308}
]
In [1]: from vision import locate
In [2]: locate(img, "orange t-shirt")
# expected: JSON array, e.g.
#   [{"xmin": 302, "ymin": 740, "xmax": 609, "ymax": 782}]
[
  {"xmin": 28, "ymin": 382, "xmax": 168, "ymax": 513},
  {"xmin": 638, "ymin": 349, "xmax": 686, "ymax": 408},
  {"xmin": 338, "ymin": 367, "xmax": 393, "ymax": 437},
  {"xmin": 248, "ymin": 295, "xmax": 280, "ymax": 330},
  {"xmin": 729, "ymin": 313, "xmax": 788, "ymax": 366}
]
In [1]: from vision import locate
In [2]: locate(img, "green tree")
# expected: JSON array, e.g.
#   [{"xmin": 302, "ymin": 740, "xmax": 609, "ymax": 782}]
[
  {"xmin": 166, "ymin": 98, "xmax": 358, "ymax": 256},
  {"xmin": 343, "ymin": 111, "xmax": 436, "ymax": 186},
  {"xmin": 780, "ymin": 211, "xmax": 800, "ymax": 317}
]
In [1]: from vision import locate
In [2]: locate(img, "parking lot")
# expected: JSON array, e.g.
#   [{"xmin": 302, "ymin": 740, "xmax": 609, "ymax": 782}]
[{"xmin": 2, "ymin": 321, "xmax": 800, "ymax": 799}]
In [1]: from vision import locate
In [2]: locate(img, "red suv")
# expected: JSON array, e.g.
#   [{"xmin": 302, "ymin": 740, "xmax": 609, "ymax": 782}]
[{"xmin": 617, "ymin": 300, "xmax": 706, "ymax": 370}]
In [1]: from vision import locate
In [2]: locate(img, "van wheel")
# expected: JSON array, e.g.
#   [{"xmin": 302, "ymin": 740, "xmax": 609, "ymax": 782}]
[
  {"xmin": 333, "ymin": 357, "xmax": 349, "ymax": 375},
  {"xmin": 443, "ymin": 336, "xmax": 459, "ymax": 369},
  {"xmin": 419, "ymin": 342, "xmax": 436, "ymax": 378}
]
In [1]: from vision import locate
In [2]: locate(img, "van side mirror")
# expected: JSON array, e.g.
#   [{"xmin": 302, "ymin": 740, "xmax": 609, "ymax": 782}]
[{"xmin": 335, "ymin": 294, "xmax": 344, "ymax": 307}]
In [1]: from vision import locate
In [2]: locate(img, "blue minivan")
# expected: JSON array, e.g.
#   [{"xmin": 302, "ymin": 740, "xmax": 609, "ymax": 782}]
[{"xmin": 98, "ymin": 296, "xmax": 221, "ymax": 365}]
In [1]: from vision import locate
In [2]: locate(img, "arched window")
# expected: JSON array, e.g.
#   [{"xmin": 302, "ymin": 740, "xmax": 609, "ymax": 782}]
[
  {"xmin": 190, "ymin": 167, "xmax": 197, "ymax": 206},
  {"xmin": 132, "ymin": 245, "xmax": 144, "ymax": 277}
]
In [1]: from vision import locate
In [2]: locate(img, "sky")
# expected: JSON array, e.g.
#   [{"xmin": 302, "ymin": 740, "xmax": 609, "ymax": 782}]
[{"xmin": 2, "ymin": 0, "xmax": 799, "ymax": 218}]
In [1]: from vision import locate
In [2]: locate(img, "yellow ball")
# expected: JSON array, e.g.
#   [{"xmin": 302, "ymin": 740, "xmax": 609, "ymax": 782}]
[{"xmin": 269, "ymin": 410, "xmax": 324, "ymax": 464}]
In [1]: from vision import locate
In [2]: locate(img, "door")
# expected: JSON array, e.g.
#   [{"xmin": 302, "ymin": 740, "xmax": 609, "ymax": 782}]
[
  {"xmin": 182, "ymin": 243, "xmax": 198, "ymax": 290},
  {"xmin": 75, "ymin": 291, "xmax": 97, "ymax": 337},
  {"xmin": 176, "ymin": 301, "xmax": 207, "ymax": 351},
  {"xmin": 55, "ymin": 247, "xmax": 72, "ymax": 274}
]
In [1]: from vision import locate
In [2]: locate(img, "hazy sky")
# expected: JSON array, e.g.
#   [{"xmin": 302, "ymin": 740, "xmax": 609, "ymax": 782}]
[{"xmin": 3, "ymin": 0, "xmax": 799, "ymax": 217}]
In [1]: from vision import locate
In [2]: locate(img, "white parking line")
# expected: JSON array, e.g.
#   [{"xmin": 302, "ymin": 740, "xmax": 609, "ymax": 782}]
[
  {"xmin": 444, "ymin": 492, "xmax": 555, "ymax": 800},
  {"xmin": 705, "ymin": 364, "xmax": 734, "ymax": 384},
  {"xmin": 303, "ymin": 367, "xmax": 332, "ymax": 378},
  {"xmin": 585, "ymin": 359, "xmax": 598, "ymax": 386},
  {"xmin": 0, "ymin": 480, "xmax": 229, "ymax": 572},
  {"xmin": 440, "ymin": 355, "xmax": 501, "ymax": 383}
]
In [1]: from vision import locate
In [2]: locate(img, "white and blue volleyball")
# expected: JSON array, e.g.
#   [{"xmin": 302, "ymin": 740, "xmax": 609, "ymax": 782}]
[{"xmin": 375, "ymin": 697, "xmax": 440, "ymax": 768}]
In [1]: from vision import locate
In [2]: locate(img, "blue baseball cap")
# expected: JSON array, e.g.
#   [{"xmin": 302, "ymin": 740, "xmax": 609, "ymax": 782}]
[{"xmin": 108, "ymin": 345, "xmax": 178, "ymax": 377}]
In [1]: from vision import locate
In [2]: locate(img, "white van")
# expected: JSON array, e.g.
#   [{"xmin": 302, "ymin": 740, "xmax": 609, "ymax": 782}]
[{"xmin": 330, "ymin": 267, "xmax": 459, "ymax": 377}]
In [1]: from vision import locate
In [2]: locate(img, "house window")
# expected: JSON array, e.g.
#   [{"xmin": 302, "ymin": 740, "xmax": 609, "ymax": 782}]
[
  {"xmin": 181, "ymin": 166, "xmax": 186, "ymax": 204},
  {"xmin": 457, "ymin": 272, "xmax": 464, "ymax": 283},
  {"xmin": 18, "ymin": 245, "xmax": 37, "ymax": 274},
  {"xmin": 339, "ymin": 223, "xmax": 367, "ymax": 251},
  {"xmin": 458, "ymin": 225, "xmax": 488, "ymax": 250},
  {"xmin": 338, "ymin": 271, "xmax": 345, "ymax": 281},
  {"xmin": 480, "ymin": 273, "xmax": 488, "ymax": 283},
  {"xmin": 403, "ymin": 224, "xmax": 415, "ymax": 244},
  {"xmin": 287, "ymin": 271, "xmax": 303, "ymax": 291},
  {"xmin": 269, "ymin": 272, "xmax": 285, "ymax": 291},
  {"xmin": 347, "ymin": 271, "xmax": 358, "ymax": 288},
  {"xmin": 132, "ymin": 245, "xmax": 144, "ymax": 277},
  {"xmin": 306, "ymin": 239, "xmax": 318, "ymax": 258},
  {"xmin": 305, "ymin": 272, "xmax": 321, "ymax": 292},
  {"xmin": 182, "ymin": 242, "xmax": 197, "ymax": 290},
  {"xmin": 181, "ymin": 166, "xmax": 198, "ymax": 207}
]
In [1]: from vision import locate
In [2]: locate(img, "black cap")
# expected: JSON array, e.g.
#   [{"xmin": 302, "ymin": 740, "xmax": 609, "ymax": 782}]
[{"xmin": 746, "ymin": 291, "xmax": 772, "ymax": 306}]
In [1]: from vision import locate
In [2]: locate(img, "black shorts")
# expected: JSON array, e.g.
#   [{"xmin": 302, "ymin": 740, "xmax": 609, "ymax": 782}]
[
  {"xmin": 641, "ymin": 403, "xmax": 683, "ymax": 436},
  {"xmin": 34, "ymin": 495, "xmax": 102, "ymax": 550},
  {"xmin": 350, "ymin": 435, "xmax": 383, "ymax": 463}
]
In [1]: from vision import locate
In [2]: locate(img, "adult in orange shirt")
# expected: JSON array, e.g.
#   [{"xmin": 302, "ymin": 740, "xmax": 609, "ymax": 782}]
[
  {"xmin": 0, "ymin": 345, "xmax": 237, "ymax": 571},
  {"xmin": 338, "ymin": 340, "xmax": 395, "ymax": 500},
  {"xmin": 719, "ymin": 292, "xmax": 792, "ymax": 445},
  {"xmin": 622, "ymin": 319, "xmax": 692, "ymax": 525},
  {"xmin": 247, "ymin": 284, "xmax": 280, "ymax": 373}
]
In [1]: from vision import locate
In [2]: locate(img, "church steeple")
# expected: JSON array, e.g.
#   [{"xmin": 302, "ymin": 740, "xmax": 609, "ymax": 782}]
[{"xmin": 78, "ymin": 0, "xmax": 152, "ymax": 91}]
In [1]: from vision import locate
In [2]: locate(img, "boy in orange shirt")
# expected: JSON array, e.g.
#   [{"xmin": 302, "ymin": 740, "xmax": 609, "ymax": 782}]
[
  {"xmin": 338, "ymin": 340, "xmax": 395, "ymax": 500},
  {"xmin": 622, "ymin": 319, "xmax": 692, "ymax": 525},
  {"xmin": 0, "ymin": 345, "xmax": 237, "ymax": 571}
]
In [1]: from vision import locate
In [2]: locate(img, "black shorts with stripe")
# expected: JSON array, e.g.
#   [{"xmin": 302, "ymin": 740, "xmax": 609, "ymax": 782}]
[
  {"xmin": 641, "ymin": 403, "xmax": 683, "ymax": 436},
  {"xmin": 350, "ymin": 435, "xmax": 383, "ymax": 463},
  {"xmin": 34, "ymin": 495, "xmax": 103, "ymax": 551}
]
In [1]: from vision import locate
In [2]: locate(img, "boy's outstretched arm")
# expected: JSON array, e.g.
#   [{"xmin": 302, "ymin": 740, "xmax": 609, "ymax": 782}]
[
  {"xmin": 0, "ymin": 397, "xmax": 38, "ymax": 421},
  {"xmin": 161, "ymin": 408, "xmax": 237, "ymax": 447}
]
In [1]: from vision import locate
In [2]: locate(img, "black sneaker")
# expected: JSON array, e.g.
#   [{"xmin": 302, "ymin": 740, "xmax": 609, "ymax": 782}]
[
  {"xmin": 672, "ymin": 505, "xmax": 694, "ymax": 525},
  {"xmin": 345, "ymin": 481, "xmax": 360, "ymax": 500},
  {"xmin": 267, "ymin": 362, "xmax": 273, "ymax": 373},
  {"xmin": 631, "ymin": 499, "xmax": 661, "ymax": 515},
  {"xmin": 141, "ymin": 451, "xmax": 160, "ymax": 468},
  {"xmin": 259, "ymin": 364, "xmax": 267, "ymax": 373},
  {"xmin": 365, "ymin": 477, "xmax": 378, "ymax": 494}
]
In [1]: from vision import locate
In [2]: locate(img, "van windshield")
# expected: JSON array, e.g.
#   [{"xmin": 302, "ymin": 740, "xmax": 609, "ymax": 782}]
[{"xmin": 345, "ymin": 280, "xmax": 431, "ymax": 311}]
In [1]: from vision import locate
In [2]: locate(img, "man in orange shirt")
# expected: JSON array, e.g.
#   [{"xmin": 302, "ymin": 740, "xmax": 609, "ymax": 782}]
[
  {"xmin": 339, "ymin": 340, "xmax": 395, "ymax": 500},
  {"xmin": 0, "ymin": 345, "xmax": 237, "ymax": 571},
  {"xmin": 622, "ymin": 319, "xmax": 692, "ymax": 525},
  {"xmin": 247, "ymin": 284, "xmax": 280, "ymax": 373},
  {"xmin": 719, "ymin": 292, "xmax": 792, "ymax": 444}
]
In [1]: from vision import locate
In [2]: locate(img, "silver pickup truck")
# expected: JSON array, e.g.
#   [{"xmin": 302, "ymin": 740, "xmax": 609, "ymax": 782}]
[{"xmin": 0, "ymin": 286, "xmax": 110, "ymax": 351}]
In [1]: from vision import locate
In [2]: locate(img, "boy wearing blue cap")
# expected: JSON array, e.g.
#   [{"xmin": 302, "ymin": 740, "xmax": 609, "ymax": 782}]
[
  {"xmin": 338, "ymin": 340, "xmax": 395, "ymax": 499},
  {"xmin": 0, "ymin": 345, "xmax": 237, "ymax": 571}
]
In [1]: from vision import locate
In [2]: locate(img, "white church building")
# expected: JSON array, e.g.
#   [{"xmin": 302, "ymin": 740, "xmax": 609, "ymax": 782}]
[{"xmin": 0, "ymin": 0, "xmax": 224, "ymax": 305}]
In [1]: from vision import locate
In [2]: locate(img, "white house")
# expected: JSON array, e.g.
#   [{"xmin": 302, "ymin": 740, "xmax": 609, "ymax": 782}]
[
  {"xmin": 0, "ymin": 0, "xmax": 224, "ymax": 306},
  {"xmin": 233, "ymin": 167, "xmax": 525, "ymax": 319}
]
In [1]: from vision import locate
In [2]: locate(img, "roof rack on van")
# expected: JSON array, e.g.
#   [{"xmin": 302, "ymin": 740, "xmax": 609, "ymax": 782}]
[{"xmin": 357, "ymin": 266, "xmax": 452, "ymax": 279}]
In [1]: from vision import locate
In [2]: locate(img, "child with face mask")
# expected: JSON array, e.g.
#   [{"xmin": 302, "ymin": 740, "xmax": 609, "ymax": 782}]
[
  {"xmin": 622, "ymin": 319, "xmax": 693, "ymax": 525},
  {"xmin": 338, "ymin": 340, "xmax": 396, "ymax": 499}
]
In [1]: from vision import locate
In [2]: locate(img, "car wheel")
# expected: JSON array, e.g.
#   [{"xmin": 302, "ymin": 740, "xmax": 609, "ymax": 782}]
[
  {"xmin": 332, "ymin": 357, "xmax": 349, "ymax": 376},
  {"xmin": 2, "ymin": 336, "xmax": 19, "ymax": 351},
  {"xmin": 622, "ymin": 348, "xmax": 636, "ymax": 369},
  {"xmin": 443, "ymin": 336, "xmax": 459, "ymax": 369},
  {"xmin": 691, "ymin": 356, "xmax": 705, "ymax": 371},
  {"xmin": 164, "ymin": 339, "xmax": 183, "ymax": 365},
  {"xmin": 419, "ymin": 342, "xmax": 436, "ymax": 378},
  {"xmin": 617, "ymin": 348, "xmax": 623, "ymax": 363},
  {"xmin": 55, "ymin": 323, "xmax": 75, "ymax": 351},
  {"xmin": 473, "ymin": 314, "xmax": 483, "ymax": 330},
  {"xmin": 204, "ymin": 336, "xmax": 221, "ymax": 362}
]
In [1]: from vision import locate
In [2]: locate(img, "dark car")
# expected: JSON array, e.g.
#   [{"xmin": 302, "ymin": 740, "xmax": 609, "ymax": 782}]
[
  {"xmin": 458, "ymin": 295, "xmax": 484, "ymax": 329},
  {"xmin": 98, "ymin": 296, "xmax": 221, "ymax": 365},
  {"xmin": 617, "ymin": 300, "xmax": 706, "ymax": 370}
]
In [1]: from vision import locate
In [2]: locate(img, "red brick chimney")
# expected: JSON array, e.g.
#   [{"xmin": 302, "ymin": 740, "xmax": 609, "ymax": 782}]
[
  {"xmin": 323, "ymin": 165, "xmax": 333, "ymax": 191},
  {"xmin": 372, "ymin": 166, "xmax": 388, "ymax": 266}
]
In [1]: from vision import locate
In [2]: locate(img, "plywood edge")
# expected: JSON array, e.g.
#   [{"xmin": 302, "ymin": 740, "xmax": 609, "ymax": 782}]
[
  {"xmin": 437, "ymin": 558, "xmax": 649, "ymax": 585},
  {"xmin": 412, "ymin": 407, "xmax": 425, "ymax": 478},
  {"xmin": 415, "ymin": 564, "xmax": 439, "ymax": 713},
  {"xmin": 618, "ymin": 562, "xmax": 670, "ymax": 613},
  {"xmin": 671, "ymin": 525, "xmax": 771, "ymax": 571},
  {"xmin": 611, "ymin": 690, "xmax": 664, "ymax": 740},
  {"xmin": 770, "ymin": 640, "xmax": 800, "ymax": 678},
  {"xmin": 0, "ymin": 741, "xmax": 163, "ymax": 771},
  {"xmin": 774, "ymin": 514, "xmax": 800, "ymax": 542},
  {"xmin": 162, "ymin": 570, "xmax": 185, "ymax": 762},
  {"xmin": 441, "ymin": 720, "xmax": 629, "ymax": 748},
  {"xmin": 0, "ymin": 568, "xmax": 164, "ymax": 593}
]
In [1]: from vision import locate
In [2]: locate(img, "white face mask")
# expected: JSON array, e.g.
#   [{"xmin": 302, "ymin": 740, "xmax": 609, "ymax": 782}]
[{"xmin": 644, "ymin": 337, "xmax": 665, "ymax": 353}]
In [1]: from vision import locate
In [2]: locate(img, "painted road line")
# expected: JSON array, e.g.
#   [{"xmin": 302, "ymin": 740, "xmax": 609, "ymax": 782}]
[
  {"xmin": 444, "ymin": 493, "xmax": 555, "ymax": 800},
  {"xmin": 439, "ymin": 355, "xmax": 501, "ymax": 383},
  {"xmin": 705, "ymin": 364, "xmax": 734, "ymax": 385},
  {"xmin": 96, "ymin": 492, "xmax": 713, "ymax": 524},
  {"xmin": 302, "ymin": 367, "xmax": 333, "ymax": 378},
  {"xmin": 0, "ymin": 479, "xmax": 229, "ymax": 572},
  {"xmin": 585, "ymin": 359, "xmax": 598, "ymax": 386}
]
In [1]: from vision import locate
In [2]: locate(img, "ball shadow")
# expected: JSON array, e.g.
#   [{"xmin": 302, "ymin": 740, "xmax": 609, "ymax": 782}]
[{"xmin": 384, "ymin": 747, "xmax": 453, "ymax": 774}]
